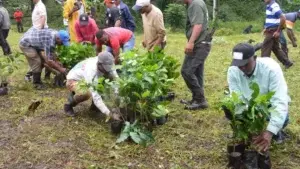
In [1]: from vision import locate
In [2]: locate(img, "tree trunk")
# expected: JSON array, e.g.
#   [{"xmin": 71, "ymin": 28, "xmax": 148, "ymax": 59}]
[{"xmin": 213, "ymin": 0, "xmax": 217, "ymax": 21}]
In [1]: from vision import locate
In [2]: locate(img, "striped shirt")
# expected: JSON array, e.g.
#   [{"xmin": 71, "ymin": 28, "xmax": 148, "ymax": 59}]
[
  {"xmin": 264, "ymin": 1, "xmax": 283, "ymax": 29},
  {"xmin": 20, "ymin": 28, "xmax": 56, "ymax": 59}
]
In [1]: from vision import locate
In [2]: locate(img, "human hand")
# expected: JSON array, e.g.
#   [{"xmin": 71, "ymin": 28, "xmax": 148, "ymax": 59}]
[
  {"xmin": 273, "ymin": 31, "xmax": 280, "ymax": 38},
  {"xmin": 184, "ymin": 42, "xmax": 194, "ymax": 55},
  {"xmin": 253, "ymin": 131, "xmax": 273, "ymax": 152}
]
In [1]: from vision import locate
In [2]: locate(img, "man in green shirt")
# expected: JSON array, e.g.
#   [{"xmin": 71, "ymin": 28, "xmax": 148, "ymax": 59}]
[
  {"xmin": 181, "ymin": 0, "xmax": 210, "ymax": 110},
  {"xmin": 228, "ymin": 43, "xmax": 289, "ymax": 151}
]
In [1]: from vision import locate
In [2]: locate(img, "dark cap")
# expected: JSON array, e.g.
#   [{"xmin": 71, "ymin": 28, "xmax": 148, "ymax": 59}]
[
  {"xmin": 231, "ymin": 43, "xmax": 255, "ymax": 67},
  {"xmin": 79, "ymin": 14, "xmax": 89, "ymax": 26}
]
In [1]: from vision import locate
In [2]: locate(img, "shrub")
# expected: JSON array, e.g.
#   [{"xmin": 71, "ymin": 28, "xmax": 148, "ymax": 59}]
[{"xmin": 164, "ymin": 3, "xmax": 186, "ymax": 31}]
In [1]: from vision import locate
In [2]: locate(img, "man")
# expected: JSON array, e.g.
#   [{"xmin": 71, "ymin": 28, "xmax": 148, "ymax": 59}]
[
  {"xmin": 278, "ymin": 10, "xmax": 300, "ymax": 58},
  {"xmin": 228, "ymin": 43, "xmax": 289, "ymax": 152},
  {"xmin": 104, "ymin": 0, "xmax": 121, "ymax": 28},
  {"xmin": 115, "ymin": 0, "xmax": 136, "ymax": 32},
  {"xmin": 64, "ymin": 51, "xmax": 121, "ymax": 121},
  {"xmin": 95, "ymin": 27, "xmax": 135, "ymax": 64},
  {"xmin": 261, "ymin": 0, "xmax": 293, "ymax": 69},
  {"xmin": 283, "ymin": 11, "xmax": 300, "ymax": 47},
  {"xmin": 75, "ymin": 14, "xmax": 99, "ymax": 44},
  {"xmin": 19, "ymin": 28, "xmax": 70, "ymax": 89},
  {"xmin": 13, "ymin": 8, "xmax": 24, "ymax": 33},
  {"xmin": 64, "ymin": 0, "xmax": 86, "ymax": 42},
  {"xmin": 0, "ymin": 0, "xmax": 11, "ymax": 55},
  {"xmin": 180, "ymin": 0, "xmax": 211, "ymax": 110},
  {"xmin": 132, "ymin": 0, "xmax": 166, "ymax": 51},
  {"xmin": 32, "ymin": 0, "xmax": 48, "ymax": 29}
]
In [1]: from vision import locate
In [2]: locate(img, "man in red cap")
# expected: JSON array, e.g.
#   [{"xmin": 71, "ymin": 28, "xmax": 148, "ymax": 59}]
[{"xmin": 75, "ymin": 14, "xmax": 99, "ymax": 44}]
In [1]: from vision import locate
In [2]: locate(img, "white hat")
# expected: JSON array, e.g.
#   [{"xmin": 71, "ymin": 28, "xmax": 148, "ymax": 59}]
[{"xmin": 132, "ymin": 0, "xmax": 150, "ymax": 11}]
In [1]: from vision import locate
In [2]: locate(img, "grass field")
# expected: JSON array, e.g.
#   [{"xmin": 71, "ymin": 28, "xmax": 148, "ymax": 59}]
[{"xmin": 1, "ymin": 28, "xmax": 300, "ymax": 169}]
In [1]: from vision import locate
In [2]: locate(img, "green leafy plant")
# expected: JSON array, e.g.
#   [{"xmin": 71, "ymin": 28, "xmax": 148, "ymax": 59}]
[
  {"xmin": 221, "ymin": 83, "xmax": 276, "ymax": 143},
  {"xmin": 0, "ymin": 53, "xmax": 23, "ymax": 85},
  {"xmin": 56, "ymin": 43, "xmax": 96, "ymax": 69},
  {"xmin": 95, "ymin": 49, "xmax": 180, "ymax": 145},
  {"xmin": 116, "ymin": 121, "xmax": 154, "ymax": 146},
  {"xmin": 164, "ymin": 3, "xmax": 186, "ymax": 31}
]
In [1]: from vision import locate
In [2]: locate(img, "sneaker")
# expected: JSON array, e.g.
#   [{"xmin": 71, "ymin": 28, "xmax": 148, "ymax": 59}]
[
  {"xmin": 184, "ymin": 100, "xmax": 209, "ymax": 110},
  {"xmin": 25, "ymin": 75, "xmax": 32, "ymax": 82},
  {"xmin": 180, "ymin": 99, "xmax": 193, "ymax": 105},
  {"xmin": 64, "ymin": 104, "xmax": 75, "ymax": 117}
]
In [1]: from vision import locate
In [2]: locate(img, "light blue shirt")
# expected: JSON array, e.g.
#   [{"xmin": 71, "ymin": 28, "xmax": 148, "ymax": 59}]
[{"xmin": 227, "ymin": 57, "xmax": 290, "ymax": 135}]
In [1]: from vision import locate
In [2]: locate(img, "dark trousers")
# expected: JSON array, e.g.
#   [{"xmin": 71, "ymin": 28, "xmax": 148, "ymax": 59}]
[
  {"xmin": 0, "ymin": 29, "xmax": 11, "ymax": 55},
  {"xmin": 181, "ymin": 43, "xmax": 211, "ymax": 102},
  {"xmin": 279, "ymin": 31, "xmax": 288, "ymax": 57},
  {"xmin": 17, "ymin": 21, "xmax": 23, "ymax": 33},
  {"xmin": 261, "ymin": 31, "xmax": 291, "ymax": 66}
]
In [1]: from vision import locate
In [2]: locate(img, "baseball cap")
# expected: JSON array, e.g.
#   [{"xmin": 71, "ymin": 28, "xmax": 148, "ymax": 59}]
[
  {"xmin": 79, "ymin": 14, "xmax": 89, "ymax": 26},
  {"xmin": 104, "ymin": 0, "xmax": 115, "ymax": 4},
  {"xmin": 231, "ymin": 43, "xmax": 255, "ymax": 67},
  {"xmin": 57, "ymin": 30, "xmax": 70, "ymax": 46},
  {"xmin": 132, "ymin": 0, "xmax": 150, "ymax": 11},
  {"xmin": 98, "ymin": 52, "xmax": 115, "ymax": 72}
]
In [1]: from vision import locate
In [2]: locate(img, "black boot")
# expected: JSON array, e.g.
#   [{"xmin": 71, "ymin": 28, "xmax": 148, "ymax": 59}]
[
  {"xmin": 44, "ymin": 68, "xmax": 51, "ymax": 80},
  {"xmin": 184, "ymin": 100, "xmax": 209, "ymax": 110},
  {"xmin": 32, "ymin": 72, "xmax": 45, "ymax": 90},
  {"xmin": 64, "ymin": 92, "xmax": 77, "ymax": 117}
]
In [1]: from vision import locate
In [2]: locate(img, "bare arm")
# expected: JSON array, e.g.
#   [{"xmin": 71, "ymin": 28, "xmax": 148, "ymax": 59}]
[
  {"xmin": 188, "ymin": 24, "xmax": 202, "ymax": 44},
  {"xmin": 278, "ymin": 14, "xmax": 286, "ymax": 32},
  {"xmin": 40, "ymin": 15, "xmax": 46, "ymax": 29},
  {"xmin": 114, "ymin": 20, "xmax": 121, "ymax": 27}
]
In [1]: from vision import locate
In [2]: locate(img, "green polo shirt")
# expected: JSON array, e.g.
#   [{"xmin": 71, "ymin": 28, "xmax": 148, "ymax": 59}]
[{"xmin": 185, "ymin": 0, "xmax": 208, "ymax": 44}]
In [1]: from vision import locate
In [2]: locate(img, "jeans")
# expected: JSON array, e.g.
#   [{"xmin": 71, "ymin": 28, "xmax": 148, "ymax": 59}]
[{"xmin": 106, "ymin": 35, "xmax": 135, "ymax": 53}]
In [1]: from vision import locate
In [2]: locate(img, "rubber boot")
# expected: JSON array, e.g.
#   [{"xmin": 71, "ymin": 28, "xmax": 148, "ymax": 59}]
[
  {"xmin": 44, "ymin": 68, "xmax": 51, "ymax": 80},
  {"xmin": 32, "ymin": 72, "xmax": 45, "ymax": 90},
  {"xmin": 64, "ymin": 92, "xmax": 77, "ymax": 117}
]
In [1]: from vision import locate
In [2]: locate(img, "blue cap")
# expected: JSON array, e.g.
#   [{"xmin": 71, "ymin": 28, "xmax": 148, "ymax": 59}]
[{"xmin": 57, "ymin": 30, "xmax": 70, "ymax": 46}]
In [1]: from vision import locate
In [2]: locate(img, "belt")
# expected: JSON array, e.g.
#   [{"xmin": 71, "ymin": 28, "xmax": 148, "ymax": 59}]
[{"xmin": 200, "ymin": 41, "xmax": 212, "ymax": 45}]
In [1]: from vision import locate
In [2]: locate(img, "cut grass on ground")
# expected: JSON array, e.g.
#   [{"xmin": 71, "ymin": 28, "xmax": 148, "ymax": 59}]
[{"xmin": 1, "ymin": 30, "xmax": 300, "ymax": 169}]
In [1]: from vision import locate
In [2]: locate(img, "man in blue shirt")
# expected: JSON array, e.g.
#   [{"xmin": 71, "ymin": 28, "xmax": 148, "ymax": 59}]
[
  {"xmin": 115, "ymin": 0, "xmax": 136, "ymax": 32},
  {"xmin": 228, "ymin": 43, "xmax": 290, "ymax": 151},
  {"xmin": 262, "ymin": 0, "xmax": 293, "ymax": 69}
]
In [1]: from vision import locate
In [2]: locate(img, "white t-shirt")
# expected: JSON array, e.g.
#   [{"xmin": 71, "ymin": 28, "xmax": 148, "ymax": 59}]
[
  {"xmin": 67, "ymin": 57, "xmax": 118, "ymax": 115},
  {"xmin": 32, "ymin": 0, "xmax": 48, "ymax": 29}
]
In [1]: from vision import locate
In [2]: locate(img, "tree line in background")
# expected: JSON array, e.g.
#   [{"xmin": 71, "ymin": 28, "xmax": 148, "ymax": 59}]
[{"xmin": 2, "ymin": 0, "xmax": 300, "ymax": 31}]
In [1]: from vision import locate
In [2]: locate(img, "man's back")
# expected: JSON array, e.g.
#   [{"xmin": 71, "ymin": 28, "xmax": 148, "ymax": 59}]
[
  {"xmin": 285, "ymin": 12, "xmax": 297, "ymax": 23},
  {"xmin": 0, "ymin": 6, "xmax": 10, "ymax": 29}
]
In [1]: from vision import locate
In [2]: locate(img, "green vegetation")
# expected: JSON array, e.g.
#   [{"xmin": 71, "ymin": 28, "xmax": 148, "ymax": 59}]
[
  {"xmin": 222, "ymin": 83, "xmax": 275, "ymax": 143},
  {"xmin": 56, "ymin": 43, "xmax": 96, "ymax": 69},
  {"xmin": 1, "ymin": 23, "xmax": 300, "ymax": 167}
]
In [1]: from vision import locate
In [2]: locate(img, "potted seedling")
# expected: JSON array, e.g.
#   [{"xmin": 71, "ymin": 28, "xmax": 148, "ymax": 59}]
[
  {"xmin": 0, "ymin": 53, "xmax": 22, "ymax": 96},
  {"xmin": 222, "ymin": 83, "xmax": 275, "ymax": 169},
  {"xmin": 93, "ymin": 49, "xmax": 179, "ymax": 145}
]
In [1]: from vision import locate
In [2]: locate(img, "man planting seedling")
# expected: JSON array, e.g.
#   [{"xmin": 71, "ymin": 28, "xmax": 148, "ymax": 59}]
[
  {"xmin": 63, "ymin": 51, "xmax": 121, "ymax": 121},
  {"xmin": 95, "ymin": 27, "xmax": 135, "ymax": 64},
  {"xmin": 227, "ymin": 43, "xmax": 290, "ymax": 151},
  {"xmin": 19, "ymin": 28, "xmax": 70, "ymax": 89}
]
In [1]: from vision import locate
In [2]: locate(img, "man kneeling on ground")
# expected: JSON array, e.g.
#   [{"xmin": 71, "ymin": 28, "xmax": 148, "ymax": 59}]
[
  {"xmin": 64, "ymin": 52, "xmax": 121, "ymax": 121},
  {"xmin": 227, "ymin": 43, "xmax": 290, "ymax": 152}
]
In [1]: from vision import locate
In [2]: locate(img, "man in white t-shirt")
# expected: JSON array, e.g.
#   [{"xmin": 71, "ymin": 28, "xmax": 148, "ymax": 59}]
[
  {"xmin": 64, "ymin": 51, "xmax": 121, "ymax": 121},
  {"xmin": 32, "ymin": 0, "xmax": 48, "ymax": 29}
]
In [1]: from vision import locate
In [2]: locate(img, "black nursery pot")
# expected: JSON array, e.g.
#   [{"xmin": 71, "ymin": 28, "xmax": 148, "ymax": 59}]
[
  {"xmin": 243, "ymin": 150, "xmax": 258, "ymax": 169},
  {"xmin": 228, "ymin": 152, "xmax": 243, "ymax": 169},
  {"xmin": 110, "ymin": 120, "xmax": 124, "ymax": 134},
  {"xmin": 0, "ymin": 87, "xmax": 8, "ymax": 96},
  {"xmin": 227, "ymin": 143, "xmax": 246, "ymax": 154},
  {"xmin": 258, "ymin": 151, "xmax": 271, "ymax": 169}
]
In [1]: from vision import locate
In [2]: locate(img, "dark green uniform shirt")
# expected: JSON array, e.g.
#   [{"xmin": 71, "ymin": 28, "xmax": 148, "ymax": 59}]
[{"xmin": 186, "ymin": 0, "xmax": 208, "ymax": 44}]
